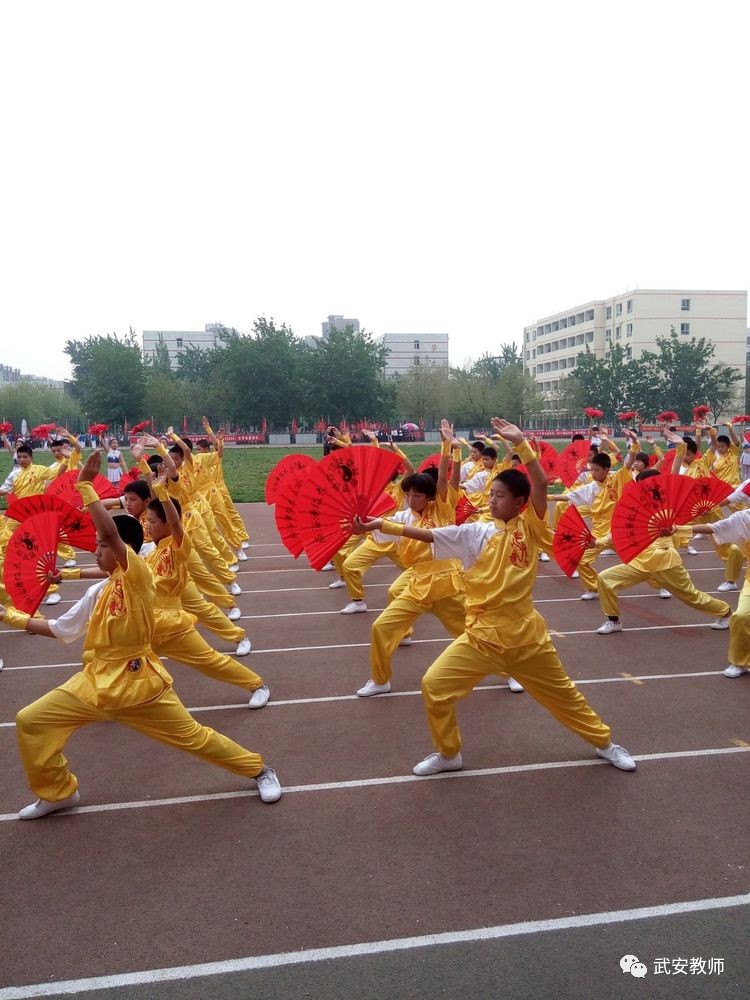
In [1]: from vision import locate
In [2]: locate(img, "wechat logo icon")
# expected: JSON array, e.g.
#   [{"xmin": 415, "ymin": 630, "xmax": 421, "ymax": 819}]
[{"xmin": 620, "ymin": 955, "xmax": 648, "ymax": 978}]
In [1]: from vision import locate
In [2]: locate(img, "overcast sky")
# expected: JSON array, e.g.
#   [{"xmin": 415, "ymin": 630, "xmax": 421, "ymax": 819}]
[{"xmin": 2, "ymin": 0, "xmax": 748, "ymax": 380}]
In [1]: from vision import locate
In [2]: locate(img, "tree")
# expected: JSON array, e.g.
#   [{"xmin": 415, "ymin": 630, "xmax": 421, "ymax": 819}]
[
  {"xmin": 393, "ymin": 365, "xmax": 452, "ymax": 427},
  {"xmin": 305, "ymin": 325, "xmax": 391, "ymax": 422},
  {"xmin": 64, "ymin": 331, "xmax": 147, "ymax": 425},
  {"xmin": 0, "ymin": 383, "xmax": 81, "ymax": 431}
]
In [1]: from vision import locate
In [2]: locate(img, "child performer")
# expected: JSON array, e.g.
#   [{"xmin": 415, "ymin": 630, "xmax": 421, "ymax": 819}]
[
  {"xmin": 592, "ymin": 469, "xmax": 732, "ymax": 634},
  {"xmin": 105, "ymin": 437, "xmax": 128, "ymax": 484},
  {"xmin": 355, "ymin": 419, "xmax": 636, "ymax": 775},
  {"xmin": 2, "ymin": 451, "xmax": 281, "ymax": 819}
]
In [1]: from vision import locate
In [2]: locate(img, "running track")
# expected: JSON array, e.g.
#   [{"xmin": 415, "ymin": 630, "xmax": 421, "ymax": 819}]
[{"xmin": 1, "ymin": 503, "xmax": 748, "ymax": 999}]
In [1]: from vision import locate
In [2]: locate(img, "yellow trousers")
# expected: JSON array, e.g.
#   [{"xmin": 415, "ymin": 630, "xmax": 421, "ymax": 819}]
[
  {"xmin": 200, "ymin": 499, "xmax": 238, "ymax": 566},
  {"xmin": 154, "ymin": 626, "xmax": 263, "ymax": 691},
  {"xmin": 695, "ymin": 511, "xmax": 744, "ymax": 582},
  {"xmin": 729, "ymin": 584, "xmax": 750, "ymax": 667},
  {"xmin": 218, "ymin": 484, "xmax": 249, "ymax": 542},
  {"xmin": 597, "ymin": 562, "xmax": 731, "ymax": 620},
  {"xmin": 188, "ymin": 551, "xmax": 234, "ymax": 609},
  {"xmin": 333, "ymin": 535, "xmax": 362, "ymax": 577},
  {"xmin": 342, "ymin": 541, "xmax": 403, "ymax": 601},
  {"xmin": 183, "ymin": 508, "xmax": 234, "ymax": 584},
  {"xmin": 576, "ymin": 546, "xmax": 601, "ymax": 592},
  {"xmin": 211, "ymin": 496, "xmax": 245, "ymax": 549},
  {"xmin": 371, "ymin": 593, "xmax": 466, "ymax": 683},
  {"xmin": 182, "ymin": 578, "xmax": 246, "ymax": 644},
  {"xmin": 421, "ymin": 632, "xmax": 612, "ymax": 757},
  {"xmin": 16, "ymin": 685, "xmax": 264, "ymax": 802}
]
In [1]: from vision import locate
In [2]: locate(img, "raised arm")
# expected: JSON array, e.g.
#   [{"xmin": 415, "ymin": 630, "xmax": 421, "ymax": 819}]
[
  {"xmin": 167, "ymin": 426, "xmax": 193, "ymax": 466},
  {"xmin": 152, "ymin": 473, "xmax": 184, "ymax": 546},
  {"xmin": 141, "ymin": 434, "xmax": 178, "ymax": 479},
  {"xmin": 76, "ymin": 451, "xmax": 129, "ymax": 570},
  {"xmin": 436, "ymin": 419, "xmax": 454, "ymax": 502},
  {"xmin": 490, "ymin": 417, "xmax": 547, "ymax": 518}
]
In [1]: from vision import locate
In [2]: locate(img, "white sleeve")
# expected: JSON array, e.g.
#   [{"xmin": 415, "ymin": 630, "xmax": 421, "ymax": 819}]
[
  {"xmin": 711, "ymin": 511, "xmax": 750, "ymax": 548},
  {"xmin": 726, "ymin": 482, "xmax": 750, "ymax": 507},
  {"xmin": 48, "ymin": 580, "xmax": 108, "ymax": 643},
  {"xmin": 431, "ymin": 522, "xmax": 495, "ymax": 570},
  {"xmin": 565, "ymin": 481, "xmax": 597, "ymax": 508},
  {"xmin": 462, "ymin": 470, "xmax": 489, "ymax": 493},
  {"xmin": 1, "ymin": 466, "xmax": 22, "ymax": 492},
  {"xmin": 370, "ymin": 508, "xmax": 411, "ymax": 544}
]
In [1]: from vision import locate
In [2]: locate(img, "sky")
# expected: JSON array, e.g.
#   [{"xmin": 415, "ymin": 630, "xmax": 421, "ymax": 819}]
[{"xmin": 1, "ymin": 0, "xmax": 748, "ymax": 381}]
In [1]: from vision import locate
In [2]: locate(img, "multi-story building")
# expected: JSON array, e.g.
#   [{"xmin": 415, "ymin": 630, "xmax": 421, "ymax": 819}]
[
  {"xmin": 523, "ymin": 289, "xmax": 747, "ymax": 408},
  {"xmin": 0, "ymin": 363, "xmax": 66, "ymax": 391},
  {"xmin": 142, "ymin": 324, "xmax": 226, "ymax": 369},
  {"xmin": 321, "ymin": 315, "xmax": 360, "ymax": 339},
  {"xmin": 377, "ymin": 333, "xmax": 449, "ymax": 376}
]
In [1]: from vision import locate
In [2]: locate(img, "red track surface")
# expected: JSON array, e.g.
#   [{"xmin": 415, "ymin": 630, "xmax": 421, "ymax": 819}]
[{"xmin": 1, "ymin": 503, "xmax": 749, "ymax": 999}]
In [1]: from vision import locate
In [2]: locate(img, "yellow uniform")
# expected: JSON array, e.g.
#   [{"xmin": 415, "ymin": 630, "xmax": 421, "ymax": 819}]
[
  {"xmin": 167, "ymin": 468, "xmax": 235, "ymax": 584},
  {"xmin": 13, "ymin": 547, "xmax": 264, "ymax": 803},
  {"xmin": 194, "ymin": 450, "xmax": 246, "ymax": 549},
  {"xmin": 711, "ymin": 511, "xmax": 750, "ymax": 667},
  {"xmin": 341, "ymin": 480, "xmax": 403, "ymax": 600},
  {"xmin": 564, "ymin": 465, "xmax": 631, "ymax": 592},
  {"xmin": 418, "ymin": 504, "xmax": 612, "ymax": 756},
  {"xmin": 677, "ymin": 446, "xmax": 743, "ymax": 582}
]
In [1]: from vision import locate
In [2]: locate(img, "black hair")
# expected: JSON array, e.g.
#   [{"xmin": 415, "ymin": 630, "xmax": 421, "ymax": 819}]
[
  {"xmin": 17, "ymin": 444, "xmax": 33, "ymax": 457},
  {"xmin": 495, "ymin": 468, "xmax": 531, "ymax": 501},
  {"xmin": 50, "ymin": 438, "xmax": 66, "ymax": 448},
  {"xmin": 717, "ymin": 435, "xmax": 730, "ymax": 446},
  {"xmin": 196, "ymin": 439, "xmax": 211, "ymax": 450},
  {"xmin": 421, "ymin": 467, "xmax": 439, "ymax": 483},
  {"xmin": 123, "ymin": 479, "xmax": 151, "ymax": 501},
  {"xmin": 482, "ymin": 446, "xmax": 497, "ymax": 460},
  {"xmin": 401, "ymin": 471, "xmax": 437, "ymax": 499},
  {"xmin": 148, "ymin": 454, "xmax": 164, "ymax": 471},
  {"xmin": 636, "ymin": 468, "xmax": 660, "ymax": 482},
  {"xmin": 683, "ymin": 436, "xmax": 698, "ymax": 455},
  {"xmin": 635, "ymin": 452, "xmax": 650, "ymax": 466},
  {"xmin": 668, "ymin": 426, "xmax": 677, "ymax": 432},
  {"xmin": 588, "ymin": 444, "xmax": 599, "ymax": 456},
  {"xmin": 511, "ymin": 453, "xmax": 521, "ymax": 462},
  {"xmin": 571, "ymin": 434, "xmax": 585, "ymax": 442},
  {"xmin": 469, "ymin": 441, "xmax": 485, "ymax": 453},
  {"xmin": 112, "ymin": 513, "xmax": 144, "ymax": 552},
  {"xmin": 168, "ymin": 445, "xmax": 182, "ymax": 456},
  {"xmin": 591, "ymin": 453, "xmax": 612, "ymax": 471},
  {"xmin": 182, "ymin": 438, "xmax": 193, "ymax": 452},
  {"xmin": 148, "ymin": 496, "xmax": 182, "ymax": 522},
  {"xmin": 591, "ymin": 426, "xmax": 600, "ymax": 432}
]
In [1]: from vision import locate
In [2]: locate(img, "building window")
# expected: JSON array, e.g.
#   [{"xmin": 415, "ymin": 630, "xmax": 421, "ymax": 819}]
[
  {"xmin": 615, "ymin": 303, "xmax": 622, "ymax": 316},
  {"xmin": 681, "ymin": 298, "xmax": 691, "ymax": 311},
  {"xmin": 605, "ymin": 327, "xmax": 611, "ymax": 339},
  {"xmin": 585, "ymin": 331, "xmax": 594, "ymax": 343},
  {"xmin": 585, "ymin": 309, "xmax": 594, "ymax": 321},
  {"xmin": 525, "ymin": 351, "xmax": 530, "ymax": 361},
  {"xmin": 680, "ymin": 323, "xmax": 690, "ymax": 335},
  {"xmin": 176, "ymin": 338, "xmax": 183, "ymax": 349},
  {"xmin": 568, "ymin": 336, "xmax": 576, "ymax": 348},
  {"xmin": 413, "ymin": 356, "xmax": 420, "ymax": 365},
  {"xmin": 544, "ymin": 324, "xmax": 551, "ymax": 334},
  {"xmin": 568, "ymin": 315, "xmax": 576, "ymax": 326},
  {"xmin": 560, "ymin": 318, "xmax": 567, "ymax": 329},
  {"xmin": 626, "ymin": 323, "xmax": 633, "ymax": 336},
  {"xmin": 551, "ymin": 341, "xmax": 559, "ymax": 351},
  {"xmin": 576, "ymin": 313, "xmax": 584, "ymax": 324},
  {"xmin": 532, "ymin": 331, "xmax": 536, "ymax": 341},
  {"xmin": 413, "ymin": 340, "xmax": 420, "ymax": 350},
  {"xmin": 604, "ymin": 351, "xmax": 610, "ymax": 360},
  {"xmin": 615, "ymin": 326, "xmax": 621, "ymax": 339},
  {"xmin": 532, "ymin": 348, "xmax": 536, "ymax": 358},
  {"xmin": 606, "ymin": 306, "xmax": 612, "ymax": 320},
  {"xmin": 551, "ymin": 361, "xmax": 558, "ymax": 371},
  {"xmin": 537, "ymin": 326, "xmax": 543, "ymax": 336},
  {"xmin": 576, "ymin": 334, "xmax": 584, "ymax": 345},
  {"xmin": 627, "ymin": 299, "xmax": 633, "ymax": 313},
  {"xmin": 552, "ymin": 321, "xmax": 559, "ymax": 331}
]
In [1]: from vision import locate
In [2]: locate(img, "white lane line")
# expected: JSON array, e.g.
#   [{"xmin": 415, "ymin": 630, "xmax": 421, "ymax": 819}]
[
  {"xmin": 0, "ymin": 747, "xmax": 746, "ymax": 825},
  {"xmin": 1, "ymin": 891, "xmax": 747, "ymax": 998},
  {"xmin": 0, "ymin": 668, "xmax": 728, "ymax": 728}
]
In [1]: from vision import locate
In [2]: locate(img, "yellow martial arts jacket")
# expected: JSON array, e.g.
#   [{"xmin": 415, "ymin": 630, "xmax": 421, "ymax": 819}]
[{"xmin": 146, "ymin": 533, "xmax": 197, "ymax": 638}]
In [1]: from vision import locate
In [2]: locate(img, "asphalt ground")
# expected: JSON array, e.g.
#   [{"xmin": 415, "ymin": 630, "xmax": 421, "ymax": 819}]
[{"xmin": 1, "ymin": 503, "xmax": 748, "ymax": 999}]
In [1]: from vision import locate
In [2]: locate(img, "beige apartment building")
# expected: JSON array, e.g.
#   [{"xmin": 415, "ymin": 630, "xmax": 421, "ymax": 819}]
[{"xmin": 523, "ymin": 289, "xmax": 747, "ymax": 411}]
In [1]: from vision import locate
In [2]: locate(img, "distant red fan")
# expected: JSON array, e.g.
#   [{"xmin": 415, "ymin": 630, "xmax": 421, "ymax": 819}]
[
  {"xmin": 0, "ymin": 421, "xmax": 13, "ymax": 434},
  {"xmin": 417, "ymin": 453, "xmax": 454, "ymax": 478},
  {"xmin": 296, "ymin": 446, "xmax": 402, "ymax": 569},
  {"xmin": 30, "ymin": 423, "xmax": 56, "ymax": 439},
  {"xmin": 533, "ymin": 440, "xmax": 559, "ymax": 483},
  {"xmin": 584, "ymin": 407, "xmax": 604, "ymax": 419},
  {"xmin": 692, "ymin": 404, "xmax": 710, "ymax": 421},
  {"xmin": 4, "ymin": 512, "xmax": 61, "ymax": 614},
  {"xmin": 656, "ymin": 411, "xmax": 679, "ymax": 425},
  {"xmin": 88, "ymin": 423, "xmax": 109, "ymax": 436},
  {"xmin": 117, "ymin": 467, "xmax": 143, "ymax": 494},
  {"xmin": 46, "ymin": 469, "xmax": 120, "ymax": 508},
  {"xmin": 557, "ymin": 440, "xmax": 591, "ymax": 487},
  {"xmin": 674, "ymin": 476, "xmax": 733, "ymax": 523},
  {"xmin": 265, "ymin": 454, "xmax": 317, "ymax": 505},
  {"xmin": 611, "ymin": 474, "xmax": 696, "ymax": 562},
  {"xmin": 5, "ymin": 494, "xmax": 97, "ymax": 552},
  {"xmin": 553, "ymin": 506, "xmax": 595, "ymax": 578},
  {"xmin": 274, "ymin": 469, "xmax": 313, "ymax": 558},
  {"xmin": 130, "ymin": 420, "xmax": 151, "ymax": 435},
  {"xmin": 455, "ymin": 495, "xmax": 479, "ymax": 525}
]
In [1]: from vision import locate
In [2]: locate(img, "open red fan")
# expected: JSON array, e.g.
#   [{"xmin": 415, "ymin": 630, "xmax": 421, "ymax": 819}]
[
  {"xmin": 692, "ymin": 405, "xmax": 711, "ymax": 421},
  {"xmin": 296, "ymin": 446, "xmax": 402, "ymax": 570},
  {"xmin": 130, "ymin": 420, "xmax": 151, "ymax": 434},
  {"xmin": 4, "ymin": 512, "xmax": 61, "ymax": 614},
  {"xmin": 532, "ymin": 440, "xmax": 559, "ymax": 483},
  {"xmin": 30, "ymin": 423, "xmax": 56, "ymax": 438},
  {"xmin": 674, "ymin": 476, "xmax": 733, "ymax": 524},
  {"xmin": 611, "ymin": 474, "xmax": 696, "ymax": 562},
  {"xmin": 265, "ymin": 454, "xmax": 317, "ymax": 505},
  {"xmin": 117, "ymin": 470, "xmax": 139, "ymax": 494},
  {"xmin": 455, "ymin": 494, "xmax": 479, "ymax": 525},
  {"xmin": 88, "ymin": 423, "xmax": 109, "ymax": 436},
  {"xmin": 5, "ymin": 494, "xmax": 97, "ymax": 552},
  {"xmin": 0, "ymin": 421, "xmax": 13, "ymax": 434},
  {"xmin": 46, "ymin": 469, "xmax": 120, "ymax": 508},
  {"xmin": 553, "ymin": 506, "xmax": 595, "ymax": 577},
  {"xmin": 656, "ymin": 411, "xmax": 679, "ymax": 425},
  {"xmin": 584, "ymin": 407, "xmax": 604, "ymax": 419},
  {"xmin": 617, "ymin": 411, "xmax": 637, "ymax": 423},
  {"xmin": 417, "ymin": 453, "xmax": 454, "ymax": 478},
  {"xmin": 274, "ymin": 472, "xmax": 310, "ymax": 558},
  {"xmin": 556, "ymin": 440, "xmax": 591, "ymax": 487},
  {"xmin": 731, "ymin": 415, "xmax": 750, "ymax": 425}
]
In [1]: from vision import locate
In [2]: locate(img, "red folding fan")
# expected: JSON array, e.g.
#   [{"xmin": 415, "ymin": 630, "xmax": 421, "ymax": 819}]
[
  {"xmin": 417, "ymin": 453, "xmax": 454, "ymax": 478},
  {"xmin": 0, "ymin": 421, "xmax": 12, "ymax": 434},
  {"xmin": 117, "ymin": 470, "xmax": 139, "ymax": 494},
  {"xmin": 274, "ymin": 470, "xmax": 312, "ymax": 558},
  {"xmin": 611, "ymin": 474, "xmax": 696, "ymax": 562},
  {"xmin": 46, "ymin": 469, "xmax": 120, "ymax": 508},
  {"xmin": 296, "ymin": 446, "xmax": 402, "ymax": 570},
  {"xmin": 5, "ymin": 494, "xmax": 97, "ymax": 552},
  {"xmin": 30, "ymin": 423, "xmax": 56, "ymax": 439},
  {"xmin": 553, "ymin": 505, "xmax": 595, "ymax": 578},
  {"xmin": 534, "ymin": 440, "xmax": 559, "ymax": 483},
  {"xmin": 557, "ymin": 440, "xmax": 591, "ymax": 487},
  {"xmin": 265, "ymin": 454, "xmax": 317, "ymax": 505},
  {"xmin": 4, "ymin": 512, "xmax": 61, "ymax": 614},
  {"xmin": 674, "ymin": 476, "xmax": 733, "ymax": 524},
  {"xmin": 455, "ymin": 494, "xmax": 479, "ymax": 525},
  {"xmin": 88, "ymin": 423, "xmax": 109, "ymax": 436}
]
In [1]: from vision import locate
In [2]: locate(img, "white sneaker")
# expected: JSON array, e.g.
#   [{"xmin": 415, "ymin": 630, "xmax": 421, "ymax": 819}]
[
  {"xmin": 539, "ymin": 552, "xmax": 550, "ymax": 562},
  {"xmin": 237, "ymin": 549, "xmax": 248, "ymax": 562},
  {"xmin": 398, "ymin": 636, "xmax": 413, "ymax": 647},
  {"xmin": 413, "ymin": 751, "xmax": 463, "ymax": 776},
  {"xmin": 341, "ymin": 600, "xmax": 367, "ymax": 614},
  {"xmin": 600, "ymin": 548, "xmax": 616, "ymax": 556},
  {"xmin": 321, "ymin": 561, "xmax": 335, "ymax": 572},
  {"xmin": 45, "ymin": 592, "xmax": 62, "ymax": 606},
  {"xmin": 0, "ymin": 658, "xmax": 3, "ymax": 671},
  {"xmin": 63, "ymin": 559, "xmax": 77, "ymax": 568},
  {"xmin": 241, "ymin": 541, "xmax": 250, "ymax": 549},
  {"xmin": 710, "ymin": 616, "xmax": 730, "ymax": 630},
  {"xmin": 687, "ymin": 545, "xmax": 698, "ymax": 555},
  {"xmin": 507, "ymin": 676, "xmax": 524, "ymax": 693},
  {"xmin": 227, "ymin": 607, "xmax": 241, "ymax": 621},
  {"xmin": 659, "ymin": 589, "xmax": 672, "ymax": 599},
  {"xmin": 255, "ymin": 766, "xmax": 282, "ymax": 803},
  {"xmin": 18, "ymin": 789, "xmax": 80, "ymax": 820},
  {"xmin": 328, "ymin": 578, "xmax": 346, "ymax": 589},
  {"xmin": 228, "ymin": 563, "xmax": 239, "ymax": 573},
  {"xmin": 248, "ymin": 684, "xmax": 270, "ymax": 709},
  {"xmin": 723, "ymin": 664, "xmax": 749, "ymax": 678},
  {"xmin": 235, "ymin": 638, "xmax": 252, "ymax": 656},
  {"xmin": 228, "ymin": 582, "xmax": 241, "ymax": 596},
  {"xmin": 571, "ymin": 570, "xmax": 579, "ymax": 579},
  {"xmin": 580, "ymin": 591, "xmax": 597, "ymax": 601},
  {"xmin": 597, "ymin": 620, "xmax": 623, "ymax": 635},
  {"xmin": 596, "ymin": 743, "xmax": 636, "ymax": 771},
  {"xmin": 357, "ymin": 679, "xmax": 392, "ymax": 697},
  {"xmin": 717, "ymin": 581, "xmax": 737, "ymax": 592}
]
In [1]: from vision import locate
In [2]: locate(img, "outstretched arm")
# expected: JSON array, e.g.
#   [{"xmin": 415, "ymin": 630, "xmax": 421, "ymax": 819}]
[
  {"xmin": 76, "ymin": 451, "xmax": 129, "ymax": 570},
  {"xmin": 353, "ymin": 516, "xmax": 434, "ymax": 544}
]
